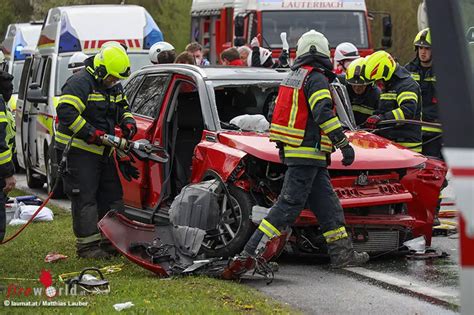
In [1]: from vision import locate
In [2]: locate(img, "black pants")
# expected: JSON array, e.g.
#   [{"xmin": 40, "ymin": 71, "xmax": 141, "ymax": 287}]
[
  {"xmin": 60, "ymin": 149, "xmax": 123, "ymax": 246},
  {"xmin": 0, "ymin": 189, "xmax": 5, "ymax": 242},
  {"xmin": 244, "ymin": 165, "xmax": 346, "ymax": 254},
  {"xmin": 422, "ymin": 133, "xmax": 444, "ymax": 160}
]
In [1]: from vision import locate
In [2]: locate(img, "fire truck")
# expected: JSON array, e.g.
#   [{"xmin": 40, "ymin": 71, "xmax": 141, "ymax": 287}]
[{"xmin": 190, "ymin": 0, "xmax": 392, "ymax": 64}]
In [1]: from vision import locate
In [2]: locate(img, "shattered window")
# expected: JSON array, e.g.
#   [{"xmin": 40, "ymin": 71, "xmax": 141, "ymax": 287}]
[{"xmin": 132, "ymin": 74, "xmax": 169, "ymax": 118}]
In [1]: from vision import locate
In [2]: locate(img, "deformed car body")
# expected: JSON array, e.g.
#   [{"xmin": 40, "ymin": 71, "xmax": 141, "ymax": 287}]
[{"xmin": 100, "ymin": 65, "xmax": 447, "ymax": 273}]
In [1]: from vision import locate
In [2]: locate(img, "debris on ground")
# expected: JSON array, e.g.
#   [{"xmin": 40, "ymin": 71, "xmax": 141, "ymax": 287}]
[
  {"xmin": 406, "ymin": 248, "xmax": 449, "ymax": 260},
  {"xmin": 44, "ymin": 252, "xmax": 68, "ymax": 263},
  {"xmin": 113, "ymin": 302, "xmax": 134, "ymax": 311}
]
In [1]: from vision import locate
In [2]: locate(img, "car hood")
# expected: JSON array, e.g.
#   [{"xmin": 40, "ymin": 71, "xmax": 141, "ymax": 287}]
[{"xmin": 217, "ymin": 131, "xmax": 427, "ymax": 170}]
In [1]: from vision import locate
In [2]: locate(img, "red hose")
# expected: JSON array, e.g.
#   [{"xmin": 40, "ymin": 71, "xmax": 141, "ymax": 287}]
[{"xmin": 1, "ymin": 191, "xmax": 54, "ymax": 245}]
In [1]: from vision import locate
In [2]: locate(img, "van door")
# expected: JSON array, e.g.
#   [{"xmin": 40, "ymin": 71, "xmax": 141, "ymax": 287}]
[
  {"xmin": 25, "ymin": 56, "xmax": 49, "ymax": 172},
  {"xmin": 19, "ymin": 56, "xmax": 41, "ymax": 170},
  {"xmin": 15, "ymin": 56, "xmax": 33, "ymax": 169},
  {"xmin": 121, "ymin": 73, "xmax": 171, "ymax": 209}
]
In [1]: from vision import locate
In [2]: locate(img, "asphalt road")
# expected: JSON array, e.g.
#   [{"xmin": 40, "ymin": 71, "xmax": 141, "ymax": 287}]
[{"xmin": 13, "ymin": 174, "xmax": 460, "ymax": 314}]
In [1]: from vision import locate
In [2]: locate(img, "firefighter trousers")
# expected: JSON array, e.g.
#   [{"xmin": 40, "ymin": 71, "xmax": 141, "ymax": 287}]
[
  {"xmin": 244, "ymin": 164, "xmax": 346, "ymax": 255},
  {"xmin": 60, "ymin": 148, "xmax": 123, "ymax": 248},
  {"xmin": 422, "ymin": 132, "xmax": 444, "ymax": 160}
]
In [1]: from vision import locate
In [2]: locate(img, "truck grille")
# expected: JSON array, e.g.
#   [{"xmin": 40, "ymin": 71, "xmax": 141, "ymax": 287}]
[{"xmin": 351, "ymin": 230, "xmax": 400, "ymax": 253}]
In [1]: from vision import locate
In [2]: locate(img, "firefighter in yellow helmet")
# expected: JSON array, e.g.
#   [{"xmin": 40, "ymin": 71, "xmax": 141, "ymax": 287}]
[
  {"xmin": 223, "ymin": 30, "xmax": 369, "ymax": 280},
  {"xmin": 56, "ymin": 45, "xmax": 138, "ymax": 258},
  {"xmin": 363, "ymin": 50, "xmax": 422, "ymax": 152},
  {"xmin": 405, "ymin": 28, "xmax": 442, "ymax": 158},
  {"xmin": 344, "ymin": 57, "xmax": 381, "ymax": 126}
]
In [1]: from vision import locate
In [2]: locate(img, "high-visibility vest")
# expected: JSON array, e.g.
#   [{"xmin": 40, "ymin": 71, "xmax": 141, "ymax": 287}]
[
  {"xmin": 270, "ymin": 65, "xmax": 314, "ymax": 147},
  {"xmin": 269, "ymin": 66, "xmax": 333, "ymax": 153}
]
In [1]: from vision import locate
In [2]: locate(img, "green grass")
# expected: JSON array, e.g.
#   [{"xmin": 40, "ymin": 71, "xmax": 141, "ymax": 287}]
[{"xmin": 0, "ymin": 189, "xmax": 294, "ymax": 314}]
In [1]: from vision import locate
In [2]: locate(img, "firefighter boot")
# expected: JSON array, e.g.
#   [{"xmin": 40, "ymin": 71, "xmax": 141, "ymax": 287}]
[
  {"xmin": 222, "ymin": 233, "xmax": 287, "ymax": 280},
  {"xmin": 77, "ymin": 241, "xmax": 113, "ymax": 259},
  {"xmin": 100, "ymin": 239, "xmax": 121, "ymax": 257},
  {"xmin": 327, "ymin": 237, "xmax": 369, "ymax": 268}
]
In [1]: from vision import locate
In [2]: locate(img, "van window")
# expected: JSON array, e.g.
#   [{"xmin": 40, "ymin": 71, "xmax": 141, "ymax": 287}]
[
  {"xmin": 18, "ymin": 58, "xmax": 32, "ymax": 101},
  {"xmin": 41, "ymin": 58, "xmax": 52, "ymax": 96},
  {"xmin": 11, "ymin": 61, "xmax": 25, "ymax": 94},
  {"xmin": 132, "ymin": 75, "xmax": 169, "ymax": 117}
]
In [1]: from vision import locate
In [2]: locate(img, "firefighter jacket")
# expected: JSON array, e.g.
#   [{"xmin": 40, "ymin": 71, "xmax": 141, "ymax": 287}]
[
  {"xmin": 405, "ymin": 59, "xmax": 442, "ymax": 134},
  {"xmin": 375, "ymin": 65, "xmax": 422, "ymax": 152},
  {"xmin": 347, "ymin": 84, "xmax": 381, "ymax": 126},
  {"xmin": 55, "ymin": 58, "xmax": 135, "ymax": 155},
  {"xmin": 0, "ymin": 95, "xmax": 14, "ymax": 180},
  {"xmin": 270, "ymin": 57, "xmax": 348, "ymax": 167}
]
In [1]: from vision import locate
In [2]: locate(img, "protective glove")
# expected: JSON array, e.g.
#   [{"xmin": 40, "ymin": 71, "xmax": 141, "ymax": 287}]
[
  {"xmin": 86, "ymin": 129, "xmax": 105, "ymax": 145},
  {"xmin": 365, "ymin": 115, "xmax": 382, "ymax": 130},
  {"xmin": 340, "ymin": 143, "xmax": 355, "ymax": 166},
  {"xmin": 122, "ymin": 122, "xmax": 137, "ymax": 140},
  {"xmin": 278, "ymin": 50, "xmax": 289, "ymax": 67},
  {"xmin": 116, "ymin": 154, "xmax": 139, "ymax": 181},
  {"xmin": 250, "ymin": 36, "xmax": 260, "ymax": 48}
]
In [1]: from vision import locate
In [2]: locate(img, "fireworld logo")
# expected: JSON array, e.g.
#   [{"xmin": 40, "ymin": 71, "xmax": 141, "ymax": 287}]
[{"xmin": 5, "ymin": 269, "xmax": 84, "ymax": 299}]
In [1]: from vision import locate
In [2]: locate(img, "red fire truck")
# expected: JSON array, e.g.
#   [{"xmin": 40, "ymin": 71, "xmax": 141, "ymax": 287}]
[{"xmin": 190, "ymin": 0, "xmax": 392, "ymax": 64}]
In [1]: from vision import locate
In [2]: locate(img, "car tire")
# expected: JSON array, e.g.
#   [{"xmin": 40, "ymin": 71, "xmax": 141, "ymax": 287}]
[
  {"xmin": 25, "ymin": 158, "xmax": 44, "ymax": 189},
  {"xmin": 201, "ymin": 185, "xmax": 256, "ymax": 258},
  {"xmin": 45, "ymin": 143, "xmax": 65, "ymax": 199}
]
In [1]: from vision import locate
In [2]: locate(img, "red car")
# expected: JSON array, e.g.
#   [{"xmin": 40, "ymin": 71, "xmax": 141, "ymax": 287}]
[{"xmin": 103, "ymin": 65, "xmax": 447, "ymax": 262}]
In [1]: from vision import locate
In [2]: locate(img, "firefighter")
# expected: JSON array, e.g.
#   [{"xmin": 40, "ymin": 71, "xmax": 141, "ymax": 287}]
[
  {"xmin": 344, "ymin": 57, "xmax": 381, "ymax": 126},
  {"xmin": 334, "ymin": 42, "xmax": 360, "ymax": 75},
  {"xmin": 405, "ymin": 28, "xmax": 442, "ymax": 159},
  {"xmin": 56, "ymin": 45, "xmax": 139, "ymax": 258},
  {"xmin": 149, "ymin": 41, "xmax": 176, "ymax": 64},
  {"xmin": 363, "ymin": 51, "xmax": 422, "ymax": 152},
  {"xmin": 223, "ymin": 30, "xmax": 369, "ymax": 279},
  {"xmin": 0, "ymin": 70, "xmax": 16, "ymax": 242},
  {"xmin": 68, "ymin": 52, "xmax": 88, "ymax": 73}
]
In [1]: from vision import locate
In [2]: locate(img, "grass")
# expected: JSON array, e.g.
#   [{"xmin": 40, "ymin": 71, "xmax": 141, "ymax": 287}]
[{"xmin": 0, "ymin": 189, "xmax": 294, "ymax": 314}]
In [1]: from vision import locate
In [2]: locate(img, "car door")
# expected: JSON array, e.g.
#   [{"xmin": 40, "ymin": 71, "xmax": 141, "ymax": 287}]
[{"xmin": 120, "ymin": 73, "xmax": 171, "ymax": 209}]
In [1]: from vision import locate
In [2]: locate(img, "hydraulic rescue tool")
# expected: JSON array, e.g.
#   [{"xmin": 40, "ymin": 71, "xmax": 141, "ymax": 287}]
[{"xmin": 0, "ymin": 134, "xmax": 168, "ymax": 245}]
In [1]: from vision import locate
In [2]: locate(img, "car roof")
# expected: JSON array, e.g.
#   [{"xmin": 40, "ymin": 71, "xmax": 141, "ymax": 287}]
[{"xmin": 139, "ymin": 64, "xmax": 288, "ymax": 81}]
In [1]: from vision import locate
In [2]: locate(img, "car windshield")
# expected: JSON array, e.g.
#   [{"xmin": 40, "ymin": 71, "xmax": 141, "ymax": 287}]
[
  {"xmin": 55, "ymin": 53, "xmax": 152, "ymax": 95},
  {"xmin": 210, "ymin": 79, "xmax": 354, "ymax": 131},
  {"xmin": 210, "ymin": 80, "xmax": 280, "ymax": 129},
  {"xmin": 11, "ymin": 61, "xmax": 24, "ymax": 94},
  {"xmin": 261, "ymin": 10, "xmax": 369, "ymax": 49}
]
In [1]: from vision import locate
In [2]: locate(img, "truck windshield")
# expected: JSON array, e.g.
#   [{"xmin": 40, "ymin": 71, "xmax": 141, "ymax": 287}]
[
  {"xmin": 11, "ymin": 61, "xmax": 25, "ymax": 94},
  {"xmin": 55, "ymin": 53, "xmax": 153, "ymax": 95},
  {"xmin": 261, "ymin": 10, "xmax": 369, "ymax": 49}
]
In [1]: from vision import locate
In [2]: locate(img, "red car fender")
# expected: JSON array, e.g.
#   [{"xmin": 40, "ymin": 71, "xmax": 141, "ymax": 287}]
[
  {"xmin": 401, "ymin": 158, "xmax": 448, "ymax": 245},
  {"xmin": 191, "ymin": 131, "xmax": 247, "ymax": 183}
]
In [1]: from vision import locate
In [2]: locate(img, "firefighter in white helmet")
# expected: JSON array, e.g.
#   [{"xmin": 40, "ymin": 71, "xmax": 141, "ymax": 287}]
[
  {"xmin": 223, "ymin": 30, "xmax": 369, "ymax": 280},
  {"xmin": 149, "ymin": 41, "xmax": 176, "ymax": 64},
  {"xmin": 334, "ymin": 42, "xmax": 360, "ymax": 75},
  {"xmin": 68, "ymin": 52, "xmax": 88, "ymax": 73}
]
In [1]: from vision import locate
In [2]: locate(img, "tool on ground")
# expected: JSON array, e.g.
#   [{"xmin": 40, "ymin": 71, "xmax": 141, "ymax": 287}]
[
  {"xmin": 65, "ymin": 267, "xmax": 110, "ymax": 294},
  {"xmin": 58, "ymin": 264, "xmax": 124, "ymax": 282}
]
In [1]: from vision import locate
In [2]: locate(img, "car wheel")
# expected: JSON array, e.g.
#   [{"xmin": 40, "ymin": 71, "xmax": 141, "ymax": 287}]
[
  {"xmin": 45, "ymin": 144, "xmax": 65, "ymax": 199},
  {"xmin": 25, "ymin": 158, "xmax": 44, "ymax": 189},
  {"xmin": 201, "ymin": 185, "xmax": 255, "ymax": 258}
]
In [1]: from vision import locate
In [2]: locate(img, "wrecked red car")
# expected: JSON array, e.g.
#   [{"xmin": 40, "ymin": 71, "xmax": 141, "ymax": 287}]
[{"xmin": 101, "ymin": 65, "xmax": 447, "ymax": 267}]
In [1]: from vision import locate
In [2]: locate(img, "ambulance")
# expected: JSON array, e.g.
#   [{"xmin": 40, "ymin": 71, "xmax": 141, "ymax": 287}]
[
  {"xmin": 1, "ymin": 22, "xmax": 42, "ymax": 112},
  {"xmin": 15, "ymin": 5, "xmax": 163, "ymax": 196},
  {"xmin": 190, "ymin": 0, "xmax": 392, "ymax": 64}
]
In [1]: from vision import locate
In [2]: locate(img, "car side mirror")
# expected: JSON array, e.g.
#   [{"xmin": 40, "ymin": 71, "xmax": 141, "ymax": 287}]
[
  {"xmin": 26, "ymin": 83, "xmax": 47, "ymax": 104},
  {"xmin": 381, "ymin": 15, "xmax": 392, "ymax": 48}
]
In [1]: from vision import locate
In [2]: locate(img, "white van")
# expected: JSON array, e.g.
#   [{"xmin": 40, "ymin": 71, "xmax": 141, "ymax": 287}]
[
  {"xmin": 1, "ymin": 22, "xmax": 42, "ymax": 112},
  {"xmin": 16, "ymin": 5, "xmax": 163, "ymax": 195}
]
